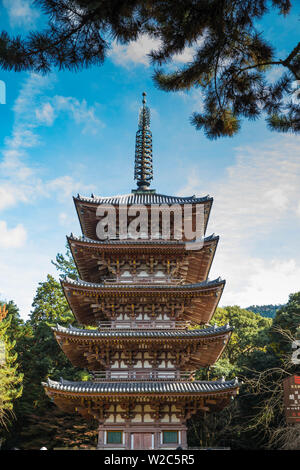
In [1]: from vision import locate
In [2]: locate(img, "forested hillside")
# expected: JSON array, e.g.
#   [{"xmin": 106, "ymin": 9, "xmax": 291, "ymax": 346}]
[{"xmin": 246, "ymin": 305, "xmax": 284, "ymax": 319}]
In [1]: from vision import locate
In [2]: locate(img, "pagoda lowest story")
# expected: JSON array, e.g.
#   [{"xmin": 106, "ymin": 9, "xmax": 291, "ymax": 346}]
[{"xmin": 43, "ymin": 93, "xmax": 239, "ymax": 450}]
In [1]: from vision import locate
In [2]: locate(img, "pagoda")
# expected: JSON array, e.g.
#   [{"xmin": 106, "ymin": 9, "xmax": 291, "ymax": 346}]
[{"xmin": 43, "ymin": 93, "xmax": 239, "ymax": 450}]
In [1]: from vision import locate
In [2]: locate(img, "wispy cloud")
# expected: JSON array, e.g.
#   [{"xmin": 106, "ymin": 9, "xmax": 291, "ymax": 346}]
[
  {"xmin": 0, "ymin": 249, "xmax": 57, "ymax": 317},
  {"xmin": 0, "ymin": 220, "xmax": 26, "ymax": 247},
  {"xmin": 210, "ymin": 137, "xmax": 300, "ymax": 241},
  {"xmin": 177, "ymin": 135, "xmax": 300, "ymax": 306},
  {"xmin": 35, "ymin": 102, "xmax": 55, "ymax": 126},
  {"xmin": 108, "ymin": 35, "xmax": 160, "ymax": 68},
  {"xmin": 108, "ymin": 34, "xmax": 197, "ymax": 68},
  {"xmin": 46, "ymin": 175, "xmax": 93, "ymax": 202},
  {"xmin": 35, "ymin": 95, "xmax": 104, "ymax": 133},
  {"xmin": 0, "ymin": 73, "xmax": 54, "ymax": 192},
  {"xmin": 0, "ymin": 73, "xmax": 100, "ymax": 211},
  {"xmin": 0, "ymin": 72, "xmax": 98, "ymax": 316},
  {"xmin": 3, "ymin": 0, "xmax": 39, "ymax": 29}
]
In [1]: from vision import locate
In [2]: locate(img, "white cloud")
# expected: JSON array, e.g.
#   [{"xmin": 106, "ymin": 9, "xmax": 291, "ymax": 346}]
[
  {"xmin": 0, "ymin": 249, "xmax": 57, "ymax": 318},
  {"xmin": 0, "ymin": 184, "xmax": 30, "ymax": 210},
  {"xmin": 107, "ymin": 32, "xmax": 207, "ymax": 70},
  {"xmin": 58, "ymin": 211, "xmax": 78, "ymax": 228},
  {"xmin": 58, "ymin": 212, "xmax": 68, "ymax": 226},
  {"xmin": 177, "ymin": 88, "xmax": 206, "ymax": 113},
  {"xmin": 177, "ymin": 135, "xmax": 300, "ymax": 307},
  {"xmin": 35, "ymin": 102, "xmax": 56, "ymax": 126},
  {"xmin": 6, "ymin": 128, "xmax": 40, "ymax": 149},
  {"xmin": 0, "ymin": 74, "xmax": 54, "ymax": 199},
  {"xmin": 210, "ymin": 137, "xmax": 300, "ymax": 241},
  {"xmin": 0, "ymin": 73, "xmax": 100, "ymax": 211},
  {"xmin": 51, "ymin": 96, "xmax": 104, "ymax": 134},
  {"xmin": 13, "ymin": 74, "xmax": 53, "ymax": 116},
  {"xmin": 46, "ymin": 175, "xmax": 94, "ymax": 202},
  {"xmin": 0, "ymin": 220, "xmax": 27, "ymax": 247},
  {"xmin": 108, "ymin": 34, "xmax": 198, "ymax": 68},
  {"xmin": 34, "ymin": 96, "xmax": 104, "ymax": 134},
  {"xmin": 108, "ymin": 35, "xmax": 160, "ymax": 67},
  {"xmin": 172, "ymin": 46, "xmax": 195, "ymax": 63},
  {"xmin": 0, "ymin": 72, "xmax": 100, "ymax": 317},
  {"xmin": 216, "ymin": 257, "xmax": 300, "ymax": 307},
  {"xmin": 176, "ymin": 173, "xmax": 205, "ymax": 197},
  {"xmin": 296, "ymin": 202, "xmax": 300, "ymax": 218},
  {"xmin": 3, "ymin": 0, "xmax": 39, "ymax": 28}
]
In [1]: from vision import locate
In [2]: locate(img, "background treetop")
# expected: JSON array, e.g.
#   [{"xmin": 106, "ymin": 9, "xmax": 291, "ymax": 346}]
[{"xmin": 0, "ymin": 0, "xmax": 298, "ymax": 138}]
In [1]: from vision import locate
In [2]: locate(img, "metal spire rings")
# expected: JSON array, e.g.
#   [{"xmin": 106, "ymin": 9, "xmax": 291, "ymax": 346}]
[{"xmin": 134, "ymin": 92, "xmax": 153, "ymax": 190}]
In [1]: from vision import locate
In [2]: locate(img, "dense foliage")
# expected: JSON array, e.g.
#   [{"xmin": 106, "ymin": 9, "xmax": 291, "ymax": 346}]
[
  {"xmin": 2, "ymin": 272, "xmax": 98, "ymax": 450},
  {"xmin": 189, "ymin": 299, "xmax": 300, "ymax": 449},
  {"xmin": 0, "ymin": 303, "xmax": 23, "ymax": 435},
  {"xmin": 0, "ymin": 1, "xmax": 299, "ymax": 138},
  {"xmin": 246, "ymin": 304, "xmax": 284, "ymax": 318}
]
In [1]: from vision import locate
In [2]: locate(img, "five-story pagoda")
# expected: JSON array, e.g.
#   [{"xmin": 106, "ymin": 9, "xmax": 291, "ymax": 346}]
[{"xmin": 43, "ymin": 93, "xmax": 239, "ymax": 450}]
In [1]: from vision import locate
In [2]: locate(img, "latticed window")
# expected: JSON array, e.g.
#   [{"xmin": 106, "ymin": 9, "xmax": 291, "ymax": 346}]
[
  {"xmin": 107, "ymin": 431, "xmax": 123, "ymax": 444},
  {"xmin": 163, "ymin": 431, "xmax": 178, "ymax": 444}
]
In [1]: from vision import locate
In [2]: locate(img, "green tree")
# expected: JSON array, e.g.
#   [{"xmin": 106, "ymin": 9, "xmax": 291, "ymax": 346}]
[
  {"xmin": 51, "ymin": 243, "xmax": 78, "ymax": 280},
  {"xmin": 0, "ymin": 1, "xmax": 298, "ymax": 138},
  {"xmin": 16, "ymin": 273, "xmax": 85, "ymax": 417},
  {"xmin": 240, "ymin": 292, "xmax": 300, "ymax": 449},
  {"xmin": 189, "ymin": 306, "xmax": 273, "ymax": 449},
  {"xmin": 270, "ymin": 291, "xmax": 300, "ymax": 357},
  {"xmin": 30, "ymin": 274, "xmax": 76, "ymax": 326},
  {"xmin": 246, "ymin": 304, "xmax": 284, "ymax": 319},
  {"xmin": 0, "ymin": 303, "xmax": 23, "ymax": 433},
  {"xmin": 206, "ymin": 306, "xmax": 272, "ymax": 379},
  {"xmin": 2, "ymin": 252, "xmax": 97, "ymax": 449}
]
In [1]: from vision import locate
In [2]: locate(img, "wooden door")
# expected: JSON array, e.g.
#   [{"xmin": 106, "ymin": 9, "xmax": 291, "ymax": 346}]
[{"xmin": 132, "ymin": 433, "xmax": 153, "ymax": 449}]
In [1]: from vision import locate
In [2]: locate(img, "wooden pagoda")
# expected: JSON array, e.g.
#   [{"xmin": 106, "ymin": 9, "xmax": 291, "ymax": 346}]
[{"xmin": 43, "ymin": 93, "xmax": 239, "ymax": 450}]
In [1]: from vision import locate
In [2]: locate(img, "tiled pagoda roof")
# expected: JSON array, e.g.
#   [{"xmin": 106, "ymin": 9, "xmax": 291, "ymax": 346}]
[
  {"xmin": 61, "ymin": 276, "xmax": 225, "ymax": 326},
  {"xmin": 74, "ymin": 192, "xmax": 213, "ymax": 240},
  {"xmin": 44, "ymin": 377, "xmax": 239, "ymax": 394},
  {"xmin": 68, "ymin": 233, "xmax": 219, "ymax": 285},
  {"xmin": 68, "ymin": 232, "xmax": 218, "ymax": 246},
  {"xmin": 62, "ymin": 276, "xmax": 224, "ymax": 291},
  {"xmin": 53, "ymin": 323, "xmax": 232, "ymax": 370},
  {"xmin": 54, "ymin": 323, "xmax": 232, "ymax": 338},
  {"xmin": 74, "ymin": 192, "xmax": 212, "ymax": 206}
]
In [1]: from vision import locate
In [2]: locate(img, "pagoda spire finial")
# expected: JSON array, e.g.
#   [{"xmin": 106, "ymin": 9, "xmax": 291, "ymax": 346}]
[{"xmin": 134, "ymin": 92, "xmax": 153, "ymax": 191}]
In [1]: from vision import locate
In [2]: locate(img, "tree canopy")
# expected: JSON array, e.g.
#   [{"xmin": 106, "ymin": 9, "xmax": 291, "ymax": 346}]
[
  {"xmin": 0, "ymin": 0, "xmax": 299, "ymax": 138},
  {"xmin": 2, "ymin": 256, "xmax": 97, "ymax": 449},
  {"xmin": 246, "ymin": 304, "xmax": 284, "ymax": 319},
  {"xmin": 0, "ymin": 302, "xmax": 23, "ymax": 433}
]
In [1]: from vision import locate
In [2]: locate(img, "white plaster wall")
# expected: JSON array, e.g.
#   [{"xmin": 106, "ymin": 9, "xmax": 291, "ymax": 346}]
[{"xmin": 144, "ymin": 414, "xmax": 154, "ymax": 423}]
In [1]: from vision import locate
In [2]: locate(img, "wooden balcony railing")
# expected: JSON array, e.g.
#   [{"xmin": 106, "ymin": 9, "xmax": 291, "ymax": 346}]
[
  {"xmin": 96, "ymin": 320, "xmax": 192, "ymax": 329},
  {"xmin": 103, "ymin": 278, "xmax": 183, "ymax": 284},
  {"xmin": 90, "ymin": 371, "xmax": 195, "ymax": 382}
]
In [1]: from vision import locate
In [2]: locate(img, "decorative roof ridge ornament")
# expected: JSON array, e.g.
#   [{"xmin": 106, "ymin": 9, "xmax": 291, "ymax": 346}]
[{"xmin": 133, "ymin": 92, "xmax": 155, "ymax": 194}]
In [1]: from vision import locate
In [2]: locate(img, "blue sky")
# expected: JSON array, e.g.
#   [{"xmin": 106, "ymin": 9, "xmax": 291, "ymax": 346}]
[{"xmin": 0, "ymin": 1, "xmax": 300, "ymax": 319}]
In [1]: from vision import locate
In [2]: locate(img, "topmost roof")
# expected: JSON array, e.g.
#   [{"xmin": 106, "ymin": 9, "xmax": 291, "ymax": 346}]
[{"xmin": 74, "ymin": 192, "xmax": 212, "ymax": 206}]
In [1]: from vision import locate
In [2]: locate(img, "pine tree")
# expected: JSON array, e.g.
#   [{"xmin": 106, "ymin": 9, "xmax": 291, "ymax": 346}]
[
  {"xmin": 0, "ymin": 0, "xmax": 298, "ymax": 138},
  {"xmin": 0, "ymin": 304, "xmax": 23, "ymax": 432}
]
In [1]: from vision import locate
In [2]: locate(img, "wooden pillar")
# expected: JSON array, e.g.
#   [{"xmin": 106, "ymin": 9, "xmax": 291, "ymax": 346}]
[{"xmin": 97, "ymin": 424, "xmax": 104, "ymax": 449}]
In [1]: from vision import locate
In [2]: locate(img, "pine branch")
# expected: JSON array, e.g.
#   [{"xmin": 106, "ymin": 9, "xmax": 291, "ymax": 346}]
[{"xmin": 0, "ymin": 0, "xmax": 298, "ymax": 137}]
